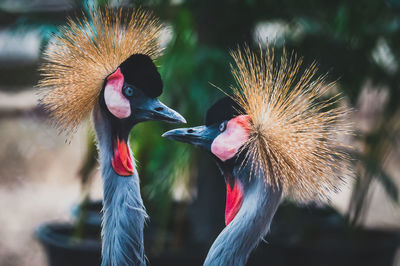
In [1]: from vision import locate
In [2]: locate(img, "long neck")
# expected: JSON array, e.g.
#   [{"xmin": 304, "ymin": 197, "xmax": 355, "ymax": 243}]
[
  {"xmin": 204, "ymin": 166, "xmax": 282, "ymax": 266},
  {"xmin": 93, "ymin": 105, "xmax": 147, "ymax": 266}
]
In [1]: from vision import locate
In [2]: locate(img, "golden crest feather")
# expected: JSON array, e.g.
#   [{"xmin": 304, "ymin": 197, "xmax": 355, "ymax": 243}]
[
  {"xmin": 230, "ymin": 45, "xmax": 352, "ymax": 203},
  {"xmin": 37, "ymin": 7, "xmax": 163, "ymax": 135}
]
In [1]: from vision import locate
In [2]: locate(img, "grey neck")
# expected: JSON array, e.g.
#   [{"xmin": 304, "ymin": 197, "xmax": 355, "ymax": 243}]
[
  {"xmin": 93, "ymin": 105, "xmax": 147, "ymax": 266},
  {"xmin": 204, "ymin": 165, "xmax": 282, "ymax": 266}
]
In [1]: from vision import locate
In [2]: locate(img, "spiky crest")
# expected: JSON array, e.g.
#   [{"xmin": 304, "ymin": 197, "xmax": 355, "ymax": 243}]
[
  {"xmin": 229, "ymin": 45, "xmax": 352, "ymax": 203},
  {"xmin": 37, "ymin": 7, "xmax": 163, "ymax": 135}
]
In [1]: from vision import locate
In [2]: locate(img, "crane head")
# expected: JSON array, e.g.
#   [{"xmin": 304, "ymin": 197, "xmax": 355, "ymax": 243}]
[
  {"xmin": 98, "ymin": 53, "xmax": 186, "ymax": 177},
  {"xmin": 100, "ymin": 54, "xmax": 185, "ymax": 125},
  {"xmin": 162, "ymin": 97, "xmax": 250, "ymax": 225},
  {"xmin": 164, "ymin": 45, "xmax": 352, "ymax": 210},
  {"xmin": 38, "ymin": 7, "xmax": 184, "ymax": 137}
]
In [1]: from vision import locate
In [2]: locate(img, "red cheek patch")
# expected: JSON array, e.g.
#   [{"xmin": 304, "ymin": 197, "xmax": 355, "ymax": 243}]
[
  {"xmin": 104, "ymin": 68, "xmax": 131, "ymax": 119},
  {"xmin": 111, "ymin": 137, "xmax": 134, "ymax": 176},
  {"xmin": 211, "ymin": 115, "xmax": 250, "ymax": 161},
  {"xmin": 225, "ymin": 179, "xmax": 244, "ymax": 225}
]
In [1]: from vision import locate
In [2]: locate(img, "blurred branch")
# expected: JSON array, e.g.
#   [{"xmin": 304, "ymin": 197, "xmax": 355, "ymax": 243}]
[
  {"xmin": 0, "ymin": 90, "xmax": 48, "ymax": 119},
  {"xmin": 0, "ymin": 106, "xmax": 46, "ymax": 119}
]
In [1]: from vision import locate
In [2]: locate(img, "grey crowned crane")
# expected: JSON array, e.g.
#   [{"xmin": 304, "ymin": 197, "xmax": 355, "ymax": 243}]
[
  {"xmin": 163, "ymin": 46, "xmax": 352, "ymax": 265},
  {"xmin": 37, "ymin": 7, "xmax": 185, "ymax": 266}
]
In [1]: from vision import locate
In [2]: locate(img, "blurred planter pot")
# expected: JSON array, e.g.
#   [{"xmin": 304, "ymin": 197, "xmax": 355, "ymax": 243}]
[
  {"xmin": 144, "ymin": 230, "xmax": 206, "ymax": 266},
  {"xmin": 71, "ymin": 200, "xmax": 102, "ymax": 229},
  {"xmin": 264, "ymin": 228, "xmax": 399, "ymax": 266},
  {"xmin": 71, "ymin": 200, "xmax": 206, "ymax": 265},
  {"xmin": 144, "ymin": 201, "xmax": 207, "ymax": 265},
  {"xmin": 35, "ymin": 223, "xmax": 101, "ymax": 266},
  {"xmin": 249, "ymin": 204, "xmax": 399, "ymax": 266},
  {"xmin": 73, "ymin": 200, "xmax": 207, "ymax": 265},
  {"xmin": 293, "ymin": 228, "xmax": 399, "ymax": 266}
]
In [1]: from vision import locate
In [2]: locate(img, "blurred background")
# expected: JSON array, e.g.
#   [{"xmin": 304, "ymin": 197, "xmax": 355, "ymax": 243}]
[{"xmin": 0, "ymin": 0, "xmax": 400, "ymax": 265}]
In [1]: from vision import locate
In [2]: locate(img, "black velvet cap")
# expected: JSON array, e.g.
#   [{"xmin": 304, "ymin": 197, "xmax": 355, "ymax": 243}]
[
  {"xmin": 205, "ymin": 96, "xmax": 245, "ymax": 126},
  {"xmin": 119, "ymin": 54, "xmax": 163, "ymax": 98}
]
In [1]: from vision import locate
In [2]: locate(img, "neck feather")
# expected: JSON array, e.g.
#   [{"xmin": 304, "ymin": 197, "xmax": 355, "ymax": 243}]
[
  {"xmin": 93, "ymin": 106, "xmax": 147, "ymax": 266},
  {"xmin": 204, "ymin": 166, "xmax": 282, "ymax": 266}
]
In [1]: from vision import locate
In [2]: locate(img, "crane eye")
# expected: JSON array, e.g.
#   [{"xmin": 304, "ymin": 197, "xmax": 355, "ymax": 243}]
[
  {"xmin": 219, "ymin": 121, "xmax": 227, "ymax": 132},
  {"xmin": 124, "ymin": 86, "xmax": 134, "ymax": 97}
]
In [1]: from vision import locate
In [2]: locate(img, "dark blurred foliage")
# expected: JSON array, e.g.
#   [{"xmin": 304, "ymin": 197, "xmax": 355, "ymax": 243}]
[{"xmin": 1, "ymin": 0, "xmax": 400, "ymax": 251}]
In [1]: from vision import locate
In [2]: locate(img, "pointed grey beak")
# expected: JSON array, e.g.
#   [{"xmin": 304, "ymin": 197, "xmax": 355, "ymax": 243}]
[
  {"xmin": 151, "ymin": 100, "xmax": 186, "ymax": 124},
  {"xmin": 162, "ymin": 125, "xmax": 217, "ymax": 151},
  {"xmin": 137, "ymin": 98, "xmax": 186, "ymax": 124}
]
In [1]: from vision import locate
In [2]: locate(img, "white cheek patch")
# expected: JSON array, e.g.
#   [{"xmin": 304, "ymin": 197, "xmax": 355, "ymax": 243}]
[
  {"xmin": 104, "ymin": 68, "xmax": 131, "ymax": 119},
  {"xmin": 211, "ymin": 115, "xmax": 250, "ymax": 161}
]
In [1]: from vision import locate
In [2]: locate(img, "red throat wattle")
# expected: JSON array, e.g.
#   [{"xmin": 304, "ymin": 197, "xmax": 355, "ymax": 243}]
[
  {"xmin": 225, "ymin": 179, "xmax": 244, "ymax": 225},
  {"xmin": 111, "ymin": 137, "xmax": 134, "ymax": 176}
]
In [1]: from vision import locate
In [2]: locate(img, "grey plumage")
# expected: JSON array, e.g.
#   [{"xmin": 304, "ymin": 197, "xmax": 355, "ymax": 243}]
[
  {"xmin": 93, "ymin": 104, "xmax": 147, "ymax": 266},
  {"xmin": 204, "ymin": 162, "xmax": 282, "ymax": 266}
]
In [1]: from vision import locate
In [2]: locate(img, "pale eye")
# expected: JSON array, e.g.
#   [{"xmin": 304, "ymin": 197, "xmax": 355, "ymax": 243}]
[
  {"xmin": 219, "ymin": 121, "xmax": 227, "ymax": 132},
  {"xmin": 124, "ymin": 86, "xmax": 134, "ymax": 97}
]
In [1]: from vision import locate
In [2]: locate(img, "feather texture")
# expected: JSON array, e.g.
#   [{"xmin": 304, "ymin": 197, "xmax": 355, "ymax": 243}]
[
  {"xmin": 229, "ymin": 45, "xmax": 352, "ymax": 203},
  {"xmin": 37, "ymin": 7, "xmax": 163, "ymax": 135}
]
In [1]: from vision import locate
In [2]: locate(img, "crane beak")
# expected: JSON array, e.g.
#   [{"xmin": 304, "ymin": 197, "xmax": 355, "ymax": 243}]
[
  {"xmin": 162, "ymin": 125, "xmax": 218, "ymax": 151},
  {"xmin": 135, "ymin": 98, "xmax": 186, "ymax": 124}
]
